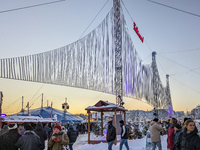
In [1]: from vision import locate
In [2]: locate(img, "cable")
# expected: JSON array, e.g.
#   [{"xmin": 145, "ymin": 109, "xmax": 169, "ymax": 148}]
[
  {"xmin": 147, "ymin": 0, "xmax": 200, "ymax": 18},
  {"xmin": 158, "ymin": 55, "xmax": 200, "ymax": 76},
  {"xmin": 143, "ymin": 54, "xmax": 151, "ymax": 62},
  {"xmin": 16, "ymin": 100, "xmax": 21, "ymax": 113},
  {"xmin": 157, "ymin": 58, "xmax": 167, "ymax": 74},
  {"xmin": 78, "ymin": 0, "xmax": 110, "ymax": 39},
  {"xmin": 0, "ymin": 0, "xmax": 65, "ymax": 14},
  {"xmin": 171, "ymin": 77, "xmax": 200, "ymax": 94},
  {"xmin": 169, "ymin": 68, "xmax": 200, "ymax": 77},
  {"xmin": 121, "ymin": 0, "xmax": 134, "ymax": 22},
  {"xmin": 3, "ymin": 97, "xmax": 21, "ymax": 109},
  {"xmin": 145, "ymin": 41, "xmax": 153, "ymax": 52},
  {"xmin": 76, "ymin": 92, "xmax": 103, "ymax": 112},
  {"xmin": 29, "ymin": 94, "xmax": 42, "ymax": 105},
  {"xmin": 158, "ymin": 48, "xmax": 200, "ymax": 54},
  {"xmin": 18, "ymin": 0, "xmax": 110, "ymax": 106},
  {"xmin": 29, "ymin": 85, "xmax": 44, "ymax": 103}
]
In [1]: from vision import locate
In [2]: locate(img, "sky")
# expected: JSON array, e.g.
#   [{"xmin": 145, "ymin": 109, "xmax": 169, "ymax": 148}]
[{"xmin": 0, "ymin": 0, "xmax": 200, "ymax": 115}]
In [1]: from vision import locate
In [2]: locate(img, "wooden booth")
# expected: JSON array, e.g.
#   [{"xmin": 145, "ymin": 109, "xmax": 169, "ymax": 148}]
[{"xmin": 85, "ymin": 100, "xmax": 128, "ymax": 145}]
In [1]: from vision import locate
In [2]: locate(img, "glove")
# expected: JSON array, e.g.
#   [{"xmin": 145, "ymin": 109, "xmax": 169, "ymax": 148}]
[{"xmin": 54, "ymin": 137, "xmax": 61, "ymax": 143}]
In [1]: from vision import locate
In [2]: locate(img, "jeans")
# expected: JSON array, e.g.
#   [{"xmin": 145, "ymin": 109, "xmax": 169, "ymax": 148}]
[
  {"xmin": 69, "ymin": 144, "xmax": 73, "ymax": 150},
  {"xmin": 108, "ymin": 140, "xmax": 115, "ymax": 150},
  {"xmin": 152, "ymin": 141, "xmax": 162, "ymax": 150},
  {"xmin": 120, "ymin": 139, "xmax": 129, "ymax": 150}
]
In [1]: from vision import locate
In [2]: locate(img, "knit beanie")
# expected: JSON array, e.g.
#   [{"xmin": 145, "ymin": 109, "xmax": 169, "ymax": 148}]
[
  {"xmin": 174, "ymin": 123, "xmax": 182, "ymax": 129},
  {"xmin": 53, "ymin": 125, "xmax": 61, "ymax": 131},
  {"xmin": 108, "ymin": 121, "xmax": 113, "ymax": 125},
  {"xmin": 119, "ymin": 120, "xmax": 124, "ymax": 124},
  {"xmin": 153, "ymin": 118, "xmax": 159, "ymax": 122},
  {"xmin": 25, "ymin": 125, "xmax": 33, "ymax": 130}
]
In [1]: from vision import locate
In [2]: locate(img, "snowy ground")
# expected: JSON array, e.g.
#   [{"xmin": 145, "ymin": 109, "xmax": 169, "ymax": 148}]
[{"xmin": 45, "ymin": 133, "xmax": 168, "ymax": 150}]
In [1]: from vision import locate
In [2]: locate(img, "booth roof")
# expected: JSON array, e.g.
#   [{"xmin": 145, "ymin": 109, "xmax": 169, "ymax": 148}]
[{"xmin": 85, "ymin": 100, "xmax": 128, "ymax": 112}]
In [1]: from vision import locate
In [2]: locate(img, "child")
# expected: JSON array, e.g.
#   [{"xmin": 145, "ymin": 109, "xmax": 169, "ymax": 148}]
[{"xmin": 48, "ymin": 125, "xmax": 69, "ymax": 150}]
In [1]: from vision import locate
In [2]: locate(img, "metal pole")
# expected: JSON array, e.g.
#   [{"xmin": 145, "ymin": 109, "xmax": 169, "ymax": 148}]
[
  {"xmin": 41, "ymin": 93, "xmax": 43, "ymax": 110},
  {"xmin": 21, "ymin": 96, "xmax": 24, "ymax": 112},
  {"xmin": 50, "ymin": 102, "xmax": 53, "ymax": 118},
  {"xmin": 63, "ymin": 98, "xmax": 67, "ymax": 124},
  {"xmin": 88, "ymin": 111, "xmax": 91, "ymax": 144},
  {"xmin": 27, "ymin": 102, "xmax": 29, "ymax": 116},
  {"xmin": 114, "ymin": 109, "xmax": 117, "ymax": 145},
  {"xmin": 101, "ymin": 112, "xmax": 103, "ymax": 136}
]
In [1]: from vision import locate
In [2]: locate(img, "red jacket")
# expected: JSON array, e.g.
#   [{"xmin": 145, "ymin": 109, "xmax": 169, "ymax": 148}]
[{"xmin": 167, "ymin": 126, "xmax": 175, "ymax": 150}]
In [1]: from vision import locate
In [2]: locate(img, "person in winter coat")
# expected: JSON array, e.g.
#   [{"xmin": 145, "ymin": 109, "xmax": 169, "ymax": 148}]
[
  {"xmin": 0, "ymin": 123, "xmax": 21, "ymax": 150},
  {"xmin": 67, "ymin": 124, "xmax": 78, "ymax": 150},
  {"xmin": 179, "ymin": 119, "xmax": 200, "ymax": 149},
  {"xmin": 119, "ymin": 120, "xmax": 129, "ymax": 150},
  {"xmin": 0, "ymin": 124, "xmax": 9, "ymax": 135},
  {"xmin": 173, "ymin": 123, "xmax": 182, "ymax": 150},
  {"xmin": 34, "ymin": 122, "xmax": 47, "ymax": 150},
  {"xmin": 48, "ymin": 124, "xmax": 69, "ymax": 150},
  {"xmin": 19, "ymin": 123, "xmax": 27, "ymax": 135},
  {"xmin": 106, "ymin": 121, "xmax": 116, "ymax": 150},
  {"xmin": 15, "ymin": 124, "xmax": 42, "ymax": 150},
  {"xmin": 167, "ymin": 117, "xmax": 177, "ymax": 150},
  {"xmin": 149, "ymin": 118, "xmax": 163, "ymax": 150},
  {"xmin": 175, "ymin": 119, "xmax": 200, "ymax": 150},
  {"xmin": 44, "ymin": 123, "xmax": 50, "ymax": 138}
]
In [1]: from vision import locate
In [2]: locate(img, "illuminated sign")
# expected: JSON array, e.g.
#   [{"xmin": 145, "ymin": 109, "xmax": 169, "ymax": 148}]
[
  {"xmin": 133, "ymin": 22, "xmax": 144, "ymax": 43},
  {"xmin": 0, "ymin": 114, "xmax": 6, "ymax": 117}
]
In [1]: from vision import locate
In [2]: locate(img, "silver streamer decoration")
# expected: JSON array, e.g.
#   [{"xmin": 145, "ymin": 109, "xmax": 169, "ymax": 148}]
[{"xmin": 0, "ymin": 8, "xmax": 173, "ymax": 112}]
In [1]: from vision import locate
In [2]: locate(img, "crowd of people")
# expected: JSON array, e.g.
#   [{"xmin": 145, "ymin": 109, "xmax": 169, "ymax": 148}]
[
  {"xmin": 0, "ymin": 122, "xmax": 78, "ymax": 150},
  {"xmin": 149, "ymin": 117, "xmax": 200, "ymax": 150},
  {"xmin": 0, "ymin": 117, "xmax": 200, "ymax": 150}
]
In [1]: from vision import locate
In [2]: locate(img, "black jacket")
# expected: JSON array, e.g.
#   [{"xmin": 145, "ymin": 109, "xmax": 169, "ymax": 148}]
[
  {"xmin": 121, "ymin": 125, "xmax": 128, "ymax": 139},
  {"xmin": 34, "ymin": 122, "xmax": 47, "ymax": 150},
  {"xmin": 0, "ymin": 128, "xmax": 21, "ymax": 150},
  {"xmin": 67, "ymin": 127, "xmax": 78, "ymax": 144},
  {"xmin": 15, "ymin": 130, "xmax": 42, "ymax": 150},
  {"xmin": 175, "ymin": 127, "xmax": 200, "ymax": 150},
  {"xmin": 106, "ymin": 125, "xmax": 116, "ymax": 142}
]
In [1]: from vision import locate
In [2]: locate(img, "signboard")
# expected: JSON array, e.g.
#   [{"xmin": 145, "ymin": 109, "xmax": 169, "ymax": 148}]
[{"xmin": 133, "ymin": 22, "xmax": 144, "ymax": 43}]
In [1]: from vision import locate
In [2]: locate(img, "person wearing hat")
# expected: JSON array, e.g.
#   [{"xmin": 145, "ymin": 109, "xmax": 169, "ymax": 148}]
[
  {"xmin": 0, "ymin": 124, "xmax": 9, "ymax": 136},
  {"xmin": 0, "ymin": 123, "xmax": 21, "ymax": 150},
  {"xmin": 67, "ymin": 124, "xmax": 78, "ymax": 150},
  {"xmin": 34, "ymin": 122, "xmax": 47, "ymax": 150},
  {"xmin": 149, "ymin": 118, "xmax": 163, "ymax": 150},
  {"xmin": 119, "ymin": 120, "xmax": 129, "ymax": 150},
  {"xmin": 106, "ymin": 121, "xmax": 116, "ymax": 150},
  {"xmin": 173, "ymin": 123, "xmax": 182, "ymax": 150},
  {"xmin": 15, "ymin": 124, "xmax": 42, "ymax": 150},
  {"xmin": 48, "ymin": 124, "xmax": 69, "ymax": 150}
]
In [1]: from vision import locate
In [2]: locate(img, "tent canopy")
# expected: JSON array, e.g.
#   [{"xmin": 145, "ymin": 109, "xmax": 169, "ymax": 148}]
[{"xmin": 12, "ymin": 107, "xmax": 83, "ymax": 123}]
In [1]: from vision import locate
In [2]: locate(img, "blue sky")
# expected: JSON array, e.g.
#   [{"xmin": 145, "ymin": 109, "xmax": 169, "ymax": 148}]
[{"xmin": 0, "ymin": 0, "xmax": 200, "ymax": 115}]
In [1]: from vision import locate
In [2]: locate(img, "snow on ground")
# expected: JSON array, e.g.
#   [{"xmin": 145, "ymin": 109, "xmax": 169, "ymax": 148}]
[
  {"xmin": 74, "ymin": 134, "xmax": 168, "ymax": 150},
  {"xmin": 45, "ymin": 134, "xmax": 168, "ymax": 150}
]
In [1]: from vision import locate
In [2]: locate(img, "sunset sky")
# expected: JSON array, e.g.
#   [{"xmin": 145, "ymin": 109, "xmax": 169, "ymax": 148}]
[{"xmin": 0, "ymin": 0, "xmax": 200, "ymax": 115}]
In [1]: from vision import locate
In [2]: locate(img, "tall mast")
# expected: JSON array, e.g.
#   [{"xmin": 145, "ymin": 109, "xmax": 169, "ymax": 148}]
[
  {"xmin": 114, "ymin": 0, "xmax": 123, "ymax": 106},
  {"xmin": 166, "ymin": 74, "xmax": 173, "ymax": 118},
  {"xmin": 21, "ymin": 96, "xmax": 24, "ymax": 112},
  {"xmin": 41, "ymin": 93, "xmax": 43, "ymax": 110}
]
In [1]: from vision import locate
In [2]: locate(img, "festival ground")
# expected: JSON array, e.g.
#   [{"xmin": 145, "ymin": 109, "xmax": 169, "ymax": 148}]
[{"xmin": 44, "ymin": 133, "xmax": 168, "ymax": 150}]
